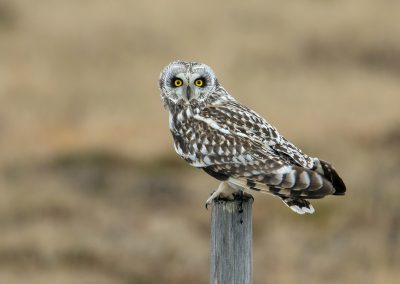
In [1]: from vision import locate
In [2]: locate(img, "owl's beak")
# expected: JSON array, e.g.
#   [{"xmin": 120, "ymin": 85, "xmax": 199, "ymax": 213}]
[{"xmin": 186, "ymin": 86, "xmax": 192, "ymax": 100}]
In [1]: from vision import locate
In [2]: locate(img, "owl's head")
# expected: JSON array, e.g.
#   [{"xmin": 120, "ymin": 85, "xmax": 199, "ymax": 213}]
[{"xmin": 159, "ymin": 61, "xmax": 218, "ymax": 109}]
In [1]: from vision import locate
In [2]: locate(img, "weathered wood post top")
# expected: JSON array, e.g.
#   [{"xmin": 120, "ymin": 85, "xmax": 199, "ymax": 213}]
[{"xmin": 210, "ymin": 196, "xmax": 253, "ymax": 284}]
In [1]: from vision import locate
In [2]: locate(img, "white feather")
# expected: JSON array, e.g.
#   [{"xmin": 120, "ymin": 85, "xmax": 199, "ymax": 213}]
[
  {"xmin": 273, "ymin": 166, "xmax": 292, "ymax": 174},
  {"xmin": 200, "ymin": 145, "xmax": 208, "ymax": 155},
  {"xmin": 203, "ymin": 156, "xmax": 212, "ymax": 165},
  {"xmin": 168, "ymin": 113, "xmax": 175, "ymax": 129},
  {"xmin": 193, "ymin": 115, "xmax": 231, "ymax": 135}
]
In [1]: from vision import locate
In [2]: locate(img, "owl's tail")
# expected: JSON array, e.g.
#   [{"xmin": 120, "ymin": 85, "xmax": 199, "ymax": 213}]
[
  {"xmin": 225, "ymin": 165, "xmax": 344, "ymax": 215},
  {"xmin": 242, "ymin": 166, "xmax": 337, "ymax": 199},
  {"xmin": 316, "ymin": 159, "xmax": 346, "ymax": 195}
]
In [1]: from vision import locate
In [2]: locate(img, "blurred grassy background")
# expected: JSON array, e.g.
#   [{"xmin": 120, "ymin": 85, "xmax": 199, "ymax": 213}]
[{"xmin": 0, "ymin": 0, "xmax": 399, "ymax": 283}]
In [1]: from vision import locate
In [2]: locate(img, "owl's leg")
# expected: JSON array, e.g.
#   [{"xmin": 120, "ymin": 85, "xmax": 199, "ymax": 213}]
[{"xmin": 205, "ymin": 182, "xmax": 237, "ymax": 209}]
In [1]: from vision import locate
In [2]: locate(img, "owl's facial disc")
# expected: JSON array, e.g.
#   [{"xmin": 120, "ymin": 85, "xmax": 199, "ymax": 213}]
[
  {"xmin": 168, "ymin": 72, "xmax": 210, "ymax": 102},
  {"xmin": 159, "ymin": 61, "xmax": 217, "ymax": 106}
]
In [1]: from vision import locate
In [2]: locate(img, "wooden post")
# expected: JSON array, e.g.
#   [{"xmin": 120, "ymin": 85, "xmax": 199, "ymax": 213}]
[{"xmin": 210, "ymin": 196, "xmax": 253, "ymax": 284}]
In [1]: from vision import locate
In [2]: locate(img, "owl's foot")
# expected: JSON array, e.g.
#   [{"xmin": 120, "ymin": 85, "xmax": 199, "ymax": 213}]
[
  {"xmin": 232, "ymin": 191, "xmax": 254, "ymax": 201},
  {"xmin": 205, "ymin": 182, "xmax": 237, "ymax": 209},
  {"xmin": 232, "ymin": 191, "xmax": 254, "ymax": 214}
]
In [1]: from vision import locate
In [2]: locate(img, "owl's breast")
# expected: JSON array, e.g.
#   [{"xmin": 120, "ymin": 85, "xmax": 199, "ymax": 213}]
[{"xmin": 169, "ymin": 109, "xmax": 198, "ymax": 163}]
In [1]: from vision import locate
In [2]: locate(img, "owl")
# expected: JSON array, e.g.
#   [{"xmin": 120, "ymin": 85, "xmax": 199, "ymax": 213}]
[{"xmin": 159, "ymin": 61, "xmax": 346, "ymax": 214}]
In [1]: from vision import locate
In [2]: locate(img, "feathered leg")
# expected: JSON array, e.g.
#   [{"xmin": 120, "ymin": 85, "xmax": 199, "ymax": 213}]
[{"xmin": 205, "ymin": 182, "xmax": 237, "ymax": 209}]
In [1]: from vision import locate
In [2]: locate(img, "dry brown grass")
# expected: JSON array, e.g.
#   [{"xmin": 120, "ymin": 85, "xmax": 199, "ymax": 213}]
[{"xmin": 0, "ymin": 0, "xmax": 399, "ymax": 283}]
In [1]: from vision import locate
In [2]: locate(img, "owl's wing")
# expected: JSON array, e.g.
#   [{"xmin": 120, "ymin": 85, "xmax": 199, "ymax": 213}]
[
  {"xmin": 202, "ymin": 100, "xmax": 315, "ymax": 168},
  {"xmin": 190, "ymin": 104, "xmax": 335, "ymax": 199}
]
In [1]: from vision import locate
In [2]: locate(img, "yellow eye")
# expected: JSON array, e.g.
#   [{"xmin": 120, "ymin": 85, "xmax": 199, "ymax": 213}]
[
  {"xmin": 195, "ymin": 79, "xmax": 204, "ymax": 87},
  {"xmin": 174, "ymin": 79, "xmax": 183, "ymax": 87}
]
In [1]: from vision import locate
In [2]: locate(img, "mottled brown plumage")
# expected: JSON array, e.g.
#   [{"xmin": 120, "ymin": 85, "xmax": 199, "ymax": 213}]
[{"xmin": 159, "ymin": 61, "xmax": 346, "ymax": 214}]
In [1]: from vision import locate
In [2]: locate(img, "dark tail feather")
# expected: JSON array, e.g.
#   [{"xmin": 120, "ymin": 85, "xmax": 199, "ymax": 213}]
[{"xmin": 319, "ymin": 160, "xmax": 346, "ymax": 195}]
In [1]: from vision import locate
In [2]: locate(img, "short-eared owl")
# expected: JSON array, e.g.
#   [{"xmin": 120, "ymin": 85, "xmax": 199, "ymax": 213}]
[{"xmin": 159, "ymin": 61, "xmax": 346, "ymax": 214}]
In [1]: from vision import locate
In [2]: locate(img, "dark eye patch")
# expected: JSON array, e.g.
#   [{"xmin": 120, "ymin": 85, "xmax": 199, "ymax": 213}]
[
  {"xmin": 195, "ymin": 78, "xmax": 206, "ymax": 87},
  {"xmin": 171, "ymin": 77, "xmax": 183, "ymax": 87}
]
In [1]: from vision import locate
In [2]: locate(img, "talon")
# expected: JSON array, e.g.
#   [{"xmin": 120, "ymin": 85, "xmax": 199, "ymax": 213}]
[
  {"xmin": 240, "ymin": 192, "xmax": 254, "ymax": 201},
  {"xmin": 205, "ymin": 193, "xmax": 217, "ymax": 210},
  {"xmin": 246, "ymin": 193, "xmax": 254, "ymax": 202},
  {"xmin": 204, "ymin": 182, "xmax": 238, "ymax": 209}
]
